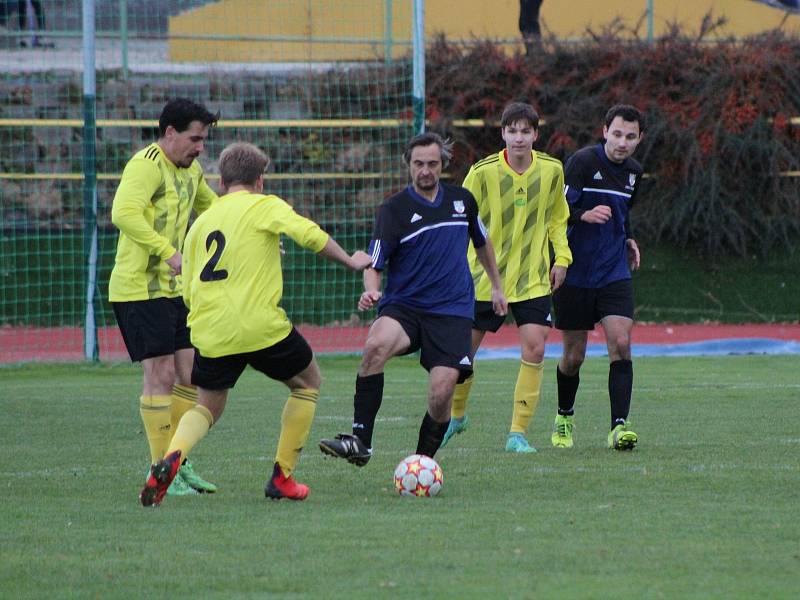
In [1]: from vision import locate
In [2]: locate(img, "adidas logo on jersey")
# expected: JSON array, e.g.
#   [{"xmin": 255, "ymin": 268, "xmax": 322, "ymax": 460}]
[
  {"xmin": 410, "ymin": 213, "xmax": 422, "ymax": 223},
  {"xmin": 593, "ymin": 171, "xmax": 603, "ymax": 180},
  {"xmin": 459, "ymin": 356, "xmax": 472, "ymax": 366}
]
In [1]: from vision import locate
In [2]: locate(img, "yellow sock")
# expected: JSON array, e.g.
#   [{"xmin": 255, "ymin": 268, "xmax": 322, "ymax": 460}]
[
  {"xmin": 139, "ymin": 394, "xmax": 172, "ymax": 463},
  {"xmin": 510, "ymin": 360, "xmax": 543, "ymax": 434},
  {"xmin": 275, "ymin": 388, "xmax": 319, "ymax": 476},
  {"xmin": 167, "ymin": 405, "xmax": 214, "ymax": 458},
  {"xmin": 170, "ymin": 384, "xmax": 198, "ymax": 436},
  {"xmin": 451, "ymin": 374, "xmax": 474, "ymax": 419}
]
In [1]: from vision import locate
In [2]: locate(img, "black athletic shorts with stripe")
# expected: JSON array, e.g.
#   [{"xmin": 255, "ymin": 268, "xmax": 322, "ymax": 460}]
[{"xmin": 379, "ymin": 303, "xmax": 473, "ymax": 375}]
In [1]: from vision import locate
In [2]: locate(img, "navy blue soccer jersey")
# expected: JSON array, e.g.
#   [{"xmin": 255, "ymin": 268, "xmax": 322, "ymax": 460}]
[
  {"xmin": 563, "ymin": 143, "xmax": 643, "ymax": 288},
  {"xmin": 368, "ymin": 183, "xmax": 488, "ymax": 319}
]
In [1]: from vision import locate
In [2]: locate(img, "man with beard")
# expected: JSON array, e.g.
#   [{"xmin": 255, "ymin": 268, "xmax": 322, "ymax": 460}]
[
  {"xmin": 319, "ymin": 132, "xmax": 507, "ymax": 465},
  {"xmin": 109, "ymin": 98, "xmax": 220, "ymax": 497}
]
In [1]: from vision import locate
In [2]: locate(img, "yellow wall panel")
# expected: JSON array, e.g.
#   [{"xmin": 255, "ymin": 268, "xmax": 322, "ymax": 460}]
[{"xmin": 168, "ymin": 0, "xmax": 800, "ymax": 63}]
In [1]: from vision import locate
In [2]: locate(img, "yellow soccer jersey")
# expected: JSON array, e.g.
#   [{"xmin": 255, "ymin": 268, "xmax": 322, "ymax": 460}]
[
  {"xmin": 108, "ymin": 143, "xmax": 217, "ymax": 301},
  {"xmin": 182, "ymin": 190, "xmax": 330, "ymax": 358},
  {"xmin": 464, "ymin": 150, "xmax": 572, "ymax": 302}
]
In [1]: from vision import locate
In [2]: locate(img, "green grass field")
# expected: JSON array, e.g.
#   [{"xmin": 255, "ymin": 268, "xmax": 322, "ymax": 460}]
[{"xmin": 2, "ymin": 355, "xmax": 798, "ymax": 599}]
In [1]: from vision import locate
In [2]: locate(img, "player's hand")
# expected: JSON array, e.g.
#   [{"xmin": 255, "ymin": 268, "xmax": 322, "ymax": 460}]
[
  {"xmin": 627, "ymin": 239, "xmax": 641, "ymax": 271},
  {"xmin": 491, "ymin": 287, "xmax": 508, "ymax": 317},
  {"xmin": 581, "ymin": 205, "xmax": 612, "ymax": 224},
  {"xmin": 550, "ymin": 265, "xmax": 567, "ymax": 291},
  {"xmin": 166, "ymin": 250, "xmax": 182, "ymax": 276},
  {"xmin": 349, "ymin": 250, "xmax": 373, "ymax": 271},
  {"xmin": 358, "ymin": 290, "xmax": 382, "ymax": 311}
]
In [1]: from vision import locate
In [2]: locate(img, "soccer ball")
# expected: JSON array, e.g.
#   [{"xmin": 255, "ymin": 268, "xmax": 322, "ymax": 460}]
[{"xmin": 393, "ymin": 454, "xmax": 443, "ymax": 497}]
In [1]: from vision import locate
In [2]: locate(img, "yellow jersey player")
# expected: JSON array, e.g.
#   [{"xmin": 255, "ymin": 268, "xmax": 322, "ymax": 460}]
[
  {"xmin": 139, "ymin": 142, "xmax": 371, "ymax": 506},
  {"xmin": 109, "ymin": 98, "xmax": 219, "ymax": 497},
  {"xmin": 441, "ymin": 102, "xmax": 572, "ymax": 453}
]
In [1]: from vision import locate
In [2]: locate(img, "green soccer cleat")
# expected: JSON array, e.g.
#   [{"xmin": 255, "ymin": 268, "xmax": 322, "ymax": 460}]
[
  {"xmin": 440, "ymin": 415, "xmax": 469, "ymax": 448},
  {"xmin": 505, "ymin": 432, "xmax": 537, "ymax": 454},
  {"xmin": 608, "ymin": 421, "xmax": 638, "ymax": 451},
  {"xmin": 179, "ymin": 458, "xmax": 217, "ymax": 493},
  {"xmin": 551, "ymin": 414, "xmax": 575, "ymax": 448},
  {"xmin": 166, "ymin": 473, "xmax": 199, "ymax": 497}
]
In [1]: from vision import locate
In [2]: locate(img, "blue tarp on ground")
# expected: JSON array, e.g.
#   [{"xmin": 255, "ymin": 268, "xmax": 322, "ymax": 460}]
[{"xmin": 476, "ymin": 338, "xmax": 800, "ymax": 360}]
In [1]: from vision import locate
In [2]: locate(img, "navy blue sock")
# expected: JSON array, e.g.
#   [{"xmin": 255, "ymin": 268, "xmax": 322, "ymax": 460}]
[
  {"xmin": 416, "ymin": 412, "xmax": 449, "ymax": 458},
  {"xmin": 352, "ymin": 373, "xmax": 384, "ymax": 447},
  {"xmin": 609, "ymin": 359, "xmax": 633, "ymax": 428},
  {"xmin": 556, "ymin": 365, "xmax": 579, "ymax": 416}
]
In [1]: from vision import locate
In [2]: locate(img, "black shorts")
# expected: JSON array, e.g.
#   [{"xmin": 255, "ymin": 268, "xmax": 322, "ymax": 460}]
[
  {"xmin": 191, "ymin": 327, "xmax": 313, "ymax": 391},
  {"xmin": 379, "ymin": 303, "xmax": 473, "ymax": 374},
  {"xmin": 112, "ymin": 297, "xmax": 192, "ymax": 362},
  {"xmin": 473, "ymin": 296, "xmax": 552, "ymax": 333},
  {"xmin": 552, "ymin": 280, "xmax": 634, "ymax": 331}
]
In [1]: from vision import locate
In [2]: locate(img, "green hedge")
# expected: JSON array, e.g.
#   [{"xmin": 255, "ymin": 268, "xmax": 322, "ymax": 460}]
[{"xmin": 426, "ymin": 29, "xmax": 800, "ymax": 258}]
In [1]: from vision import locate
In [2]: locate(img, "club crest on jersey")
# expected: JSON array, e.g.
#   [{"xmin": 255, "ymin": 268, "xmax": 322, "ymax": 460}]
[
  {"xmin": 629, "ymin": 173, "xmax": 636, "ymax": 187},
  {"xmin": 453, "ymin": 200, "xmax": 465, "ymax": 214}
]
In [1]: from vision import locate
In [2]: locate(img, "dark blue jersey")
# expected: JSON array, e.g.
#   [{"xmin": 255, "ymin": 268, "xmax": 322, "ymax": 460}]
[
  {"xmin": 563, "ymin": 144, "xmax": 643, "ymax": 288},
  {"xmin": 368, "ymin": 183, "xmax": 488, "ymax": 319}
]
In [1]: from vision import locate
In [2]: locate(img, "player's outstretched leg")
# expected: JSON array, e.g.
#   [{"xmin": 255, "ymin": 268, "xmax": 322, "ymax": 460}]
[
  {"xmin": 140, "ymin": 450, "xmax": 183, "ymax": 507},
  {"xmin": 608, "ymin": 420, "xmax": 638, "ymax": 451},
  {"xmin": 551, "ymin": 414, "xmax": 574, "ymax": 448},
  {"xmin": 440, "ymin": 414, "xmax": 469, "ymax": 448},
  {"xmin": 264, "ymin": 462, "xmax": 309, "ymax": 501},
  {"xmin": 318, "ymin": 433, "xmax": 372, "ymax": 466}
]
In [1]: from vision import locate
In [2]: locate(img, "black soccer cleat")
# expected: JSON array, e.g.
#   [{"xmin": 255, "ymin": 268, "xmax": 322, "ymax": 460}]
[{"xmin": 318, "ymin": 433, "xmax": 372, "ymax": 467}]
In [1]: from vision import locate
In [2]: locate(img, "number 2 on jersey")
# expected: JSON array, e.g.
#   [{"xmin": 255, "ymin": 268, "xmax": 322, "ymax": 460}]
[{"xmin": 200, "ymin": 230, "xmax": 229, "ymax": 281}]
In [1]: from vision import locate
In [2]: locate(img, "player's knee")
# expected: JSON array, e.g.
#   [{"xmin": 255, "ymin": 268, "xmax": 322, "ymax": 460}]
[
  {"xmin": 144, "ymin": 359, "xmax": 176, "ymax": 392},
  {"xmin": 607, "ymin": 336, "xmax": 632, "ymax": 359},
  {"xmin": 561, "ymin": 352, "xmax": 585, "ymax": 373},
  {"xmin": 521, "ymin": 346, "xmax": 545, "ymax": 363},
  {"xmin": 361, "ymin": 339, "xmax": 391, "ymax": 370}
]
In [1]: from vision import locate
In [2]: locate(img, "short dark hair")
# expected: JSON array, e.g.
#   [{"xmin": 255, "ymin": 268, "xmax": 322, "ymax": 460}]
[
  {"xmin": 501, "ymin": 102, "xmax": 539, "ymax": 129},
  {"xmin": 604, "ymin": 104, "xmax": 645, "ymax": 132},
  {"xmin": 402, "ymin": 132, "xmax": 453, "ymax": 168},
  {"xmin": 218, "ymin": 142, "xmax": 269, "ymax": 188},
  {"xmin": 158, "ymin": 98, "xmax": 219, "ymax": 137}
]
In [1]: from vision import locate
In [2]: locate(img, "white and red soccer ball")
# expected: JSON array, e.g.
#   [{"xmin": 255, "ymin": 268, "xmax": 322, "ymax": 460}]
[{"xmin": 393, "ymin": 454, "xmax": 443, "ymax": 497}]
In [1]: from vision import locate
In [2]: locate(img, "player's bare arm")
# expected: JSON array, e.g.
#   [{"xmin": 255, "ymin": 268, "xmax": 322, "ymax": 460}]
[
  {"xmin": 318, "ymin": 238, "xmax": 372, "ymax": 271},
  {"xmin": 474, "ymin": 240, "xmax": 508, "ymax": 316},
  {"xmin": 358, "ymin": 268, "xmax": 382, "ymax": 311},
  {"xmin": 626, "ymin": 238, "xmax": 641, "ymax": 271},
  {"xmin": 550, "ymin": 264, "xmax": 567, "ymax": 291}
]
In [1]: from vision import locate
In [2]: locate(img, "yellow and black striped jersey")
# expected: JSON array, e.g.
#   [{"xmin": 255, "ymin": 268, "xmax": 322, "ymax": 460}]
[
  {"xmin": 108, "ymin": 143, "xmax": 217, "ymax": 302},
  {"xmin": 182, "ymin": 190, "xmax": 330, "ymax": 358},
  {"xmin": 463, "ymin": 150, "xmax": 572, "ymax": 302}
]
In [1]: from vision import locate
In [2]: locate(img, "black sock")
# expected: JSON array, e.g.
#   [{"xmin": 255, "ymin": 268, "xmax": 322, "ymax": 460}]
[
  {"xmin": 416, "ymin": 412, "xmax": 449, "ymax": 458},
  {"xmin": 352, "ymin": 373, "xmax": 384, "ymax": 447},
  {"xmin": 556, "ymin": 365, "xmax": 579, "ymax": 416},
  {"xmin": 609, "ymin": 359, "xmax": 633, "ymax": 428}
]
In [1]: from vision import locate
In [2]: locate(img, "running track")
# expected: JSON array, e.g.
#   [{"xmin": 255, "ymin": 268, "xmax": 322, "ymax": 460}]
[{"xmin": 1, "ymin": 323, "xmax": 799, "ymax": 363}]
